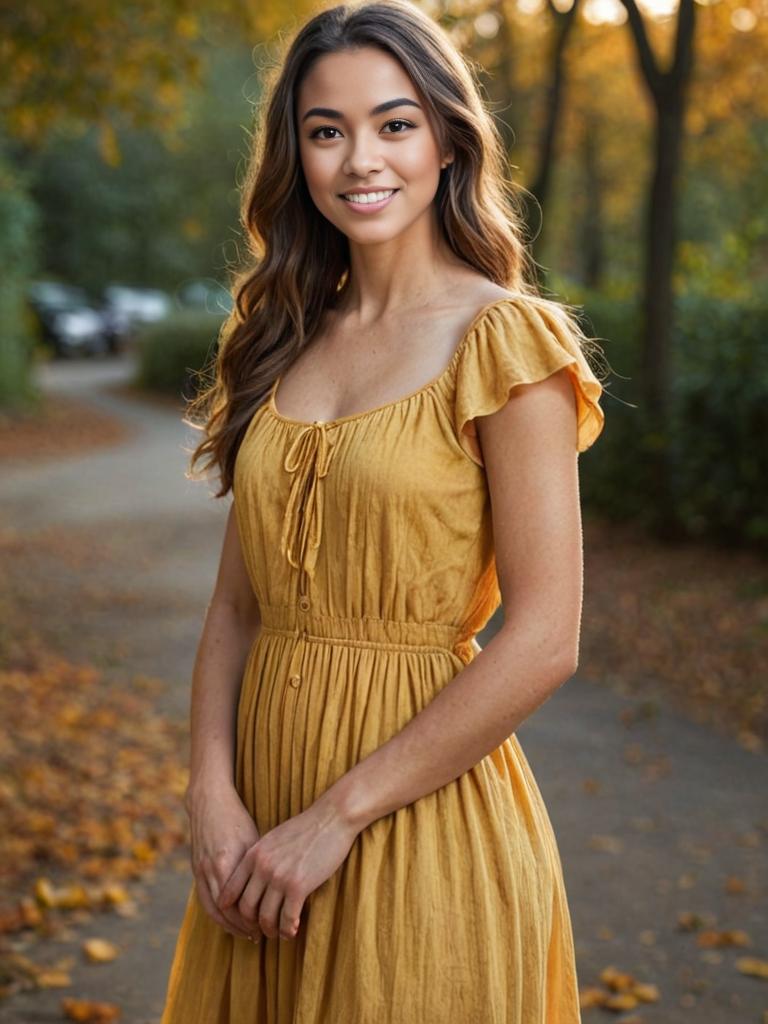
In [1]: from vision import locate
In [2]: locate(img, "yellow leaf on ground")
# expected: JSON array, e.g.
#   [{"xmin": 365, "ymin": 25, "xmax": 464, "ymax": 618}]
[
  {"xmin": 61, "ymin": 997, "xmax": 121, "ymax": 1022},
  {"xmin": 605, "ymin": 992, "xmax": 639, "ymax": 1010},
  {"xmin": 36, "ymin": 969, "xmax": 71, "ymax": 987},
  {"xmin": 82, "ymin": 938, "xmax": 119, "ymax": 963},
  {"xmin": 698, "ymin": 928, "xmax": 751, "ymax": 948},
  {"xmin": 736, "ymin": 956, "xmax": 768, "ymax": 979},
  {"xmin": 633, "ymin": 981, "xmax": 661, "ymax": 1002},
  {"xmin": 600, "ymin": 965, "xmax": 636, "ymax": 991}
]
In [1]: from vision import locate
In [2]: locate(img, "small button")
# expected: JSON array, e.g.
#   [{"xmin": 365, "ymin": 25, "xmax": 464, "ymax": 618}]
[
  {"xmin": 289, "ymin": 674, "xmax": 301, "ymax": 688},
  {"xmin": 298, "ymin": 596, "xmax": 310, "ymax": 611}
]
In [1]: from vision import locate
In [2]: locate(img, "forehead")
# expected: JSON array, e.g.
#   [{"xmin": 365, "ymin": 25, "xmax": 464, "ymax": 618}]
[{"xmin": 297, "ymin": 46, "xmax": 419, "ymax": 113}]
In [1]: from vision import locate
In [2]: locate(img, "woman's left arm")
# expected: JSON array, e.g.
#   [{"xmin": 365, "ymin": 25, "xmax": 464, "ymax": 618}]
[
  {"xmin": 218, "ymin": 366, "xmax": 586, "ymax": 940},
  {"xmin": 325, "ymin": 365, "xmax": 586, "ymax": 831}
]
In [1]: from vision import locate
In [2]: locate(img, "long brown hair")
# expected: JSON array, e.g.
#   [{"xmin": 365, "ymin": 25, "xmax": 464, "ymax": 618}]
[{"xmin": 186, "ymin": 0, "xmax": 602, "ymax": 497}]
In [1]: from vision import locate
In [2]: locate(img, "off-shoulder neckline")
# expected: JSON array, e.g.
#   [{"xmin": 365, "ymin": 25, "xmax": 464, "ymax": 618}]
[{"xmin": 267, "ymin": 294, "xmax": 518, "ymax": 429}]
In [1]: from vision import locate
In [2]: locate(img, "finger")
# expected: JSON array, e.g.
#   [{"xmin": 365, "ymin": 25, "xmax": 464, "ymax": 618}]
[
  {"xmin": 257, "ymin": 883, "xmax": 286, "ymax": 940},
  {"xmin": 279, "ymin": 896, "xmax": 304, "ymax": 941},
  {"xmin": 218, "ymin": 857, "xmax": 251, "ymax": 909},
  {"xmin": 210, "ymin": 873, "xmax": 253, "ymax": 938},
  {"xmin": 196, "ymin": 876, "xmax": 253, "ymax": 940},
  {"xmin": 238, "ymin": 870, "xmax": 268, "ymax": 929}
]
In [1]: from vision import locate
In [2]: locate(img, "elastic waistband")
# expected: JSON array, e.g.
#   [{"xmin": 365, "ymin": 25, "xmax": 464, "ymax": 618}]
[{"xmin": 257, "ymin": 605, "xmax": 479, "ymax": 665}]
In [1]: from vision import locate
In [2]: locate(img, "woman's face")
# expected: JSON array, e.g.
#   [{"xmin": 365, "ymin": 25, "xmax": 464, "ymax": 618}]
[{"xmin": 296, "ymin": 46, "xmax": 452, "ymax": 245}]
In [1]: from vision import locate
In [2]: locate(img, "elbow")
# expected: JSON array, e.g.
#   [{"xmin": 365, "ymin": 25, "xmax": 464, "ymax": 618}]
[
  {"xmin": 495, "ymin": 622, "xmax": 581, "ymax": 688},
  {"xmin": 530, "ymin": 646, "xmax": 579, "ymax": 692},
  {"xmin": 558, "ymin": 650, "xmax": 580, "ymax": 684},
  {"xmin": 540, "ymin": 636, "xmax": 580, "ymax": 688},
  {"xmin": 554, "ymin": 636, "xmax": 580, "ymax": 684},
  {"xmin": 496, "ymin": 621, "xmax": 580, "ymax": 686}
]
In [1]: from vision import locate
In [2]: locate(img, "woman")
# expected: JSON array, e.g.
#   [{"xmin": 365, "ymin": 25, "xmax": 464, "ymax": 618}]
[{"xmin": 161, "ymin": 1, "xmax": 607, "ymax": 1021}]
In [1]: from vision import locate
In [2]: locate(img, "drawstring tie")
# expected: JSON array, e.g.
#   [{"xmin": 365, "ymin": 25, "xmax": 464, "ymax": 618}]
[
  {"xmin": 279, "ymin": 421, "xmax": 337, "ymax": 687},
  {"xmin": 279, "ymin": 421, "xmax": 336, "ymax": 582}
]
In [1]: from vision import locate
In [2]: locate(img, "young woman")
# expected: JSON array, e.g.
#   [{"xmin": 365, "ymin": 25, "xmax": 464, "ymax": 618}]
[{"xmin": 161, "ymin": 1, "xmax": 607, "ymax": 1020}]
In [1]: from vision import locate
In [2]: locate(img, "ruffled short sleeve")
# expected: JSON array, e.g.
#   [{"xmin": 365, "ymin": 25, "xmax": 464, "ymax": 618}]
[{"xmin": 454, "ymin": 296, "xmax": 606, "ymax": 467}]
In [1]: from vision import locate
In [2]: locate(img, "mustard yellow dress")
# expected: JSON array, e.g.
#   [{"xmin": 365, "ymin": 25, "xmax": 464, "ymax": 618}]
[{"xmin": 161, "ymin": 295, "xmax": 605, "ymax": 1024}]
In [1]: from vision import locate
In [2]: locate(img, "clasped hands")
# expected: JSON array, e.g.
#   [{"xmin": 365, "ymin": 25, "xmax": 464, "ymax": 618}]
[{"xmin": 213, "ymin": 792, "xmax": 360, "ymax": 942}]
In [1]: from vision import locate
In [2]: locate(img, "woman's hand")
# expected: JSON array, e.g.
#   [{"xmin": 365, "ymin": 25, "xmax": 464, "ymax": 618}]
[
  {"xmin": 216, "ymin": 796, "xmax": 360, "ymax": 942},
  {"xmin": 186, "ymin": 781, "xmax": 262, "ymax": 940}
]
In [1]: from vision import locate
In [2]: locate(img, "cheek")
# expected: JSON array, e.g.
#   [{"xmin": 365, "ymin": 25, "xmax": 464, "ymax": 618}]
[
  {"xmin": 394, "ymin": 142, "xmax": 442, "ymax": 188},
  {"xmin": 301, "ymin": 154, "xmax": 341, "ymax": 215},
  {"xmin": 301, "ymin": 146, "xmax": 334, "ymax": 188}
]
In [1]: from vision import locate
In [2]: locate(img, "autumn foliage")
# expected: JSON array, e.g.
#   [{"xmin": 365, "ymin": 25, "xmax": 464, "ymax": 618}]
[{"xmin": 0, "ymin": 656, "xmax": 189, "ymax": 936}]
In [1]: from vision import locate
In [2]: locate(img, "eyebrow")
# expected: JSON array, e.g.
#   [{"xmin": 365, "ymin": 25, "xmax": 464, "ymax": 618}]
[{"xmin": 301, "ymin": 97, "xmax": 422, "ymax": 123}]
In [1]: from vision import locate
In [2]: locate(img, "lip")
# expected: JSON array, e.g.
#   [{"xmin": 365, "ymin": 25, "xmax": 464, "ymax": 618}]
[{"xmin": 339, "ymin": 188, "xmax": 399, "ymax": 214}]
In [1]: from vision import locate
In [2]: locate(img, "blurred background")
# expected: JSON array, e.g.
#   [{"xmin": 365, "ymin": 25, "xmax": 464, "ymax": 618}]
[{"xmin": 0, "ymin": 2, "xmax": 766, "ymax": 1022}]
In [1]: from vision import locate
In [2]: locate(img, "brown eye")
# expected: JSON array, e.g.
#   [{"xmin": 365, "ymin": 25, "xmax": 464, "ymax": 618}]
[
  {"xmin": 382, "ymin": 119, "xmax": 415, "ymax": 133},
  {"xmin": 309, "ymin": 126, "xmax": 341, "ymax": 140}
]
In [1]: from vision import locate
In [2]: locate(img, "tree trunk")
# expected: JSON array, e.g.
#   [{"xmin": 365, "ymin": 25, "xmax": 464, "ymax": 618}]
[
  {"xmin": 522, "ymin": 0, "xmax": 581, "ymax": 279},
  {"xmin": 621, "ymin": 0, "xmax": 696, "ymax": 539},
  {"xmin": 581, "ymin": 121, "xmax": 605, "ymax": 290}
]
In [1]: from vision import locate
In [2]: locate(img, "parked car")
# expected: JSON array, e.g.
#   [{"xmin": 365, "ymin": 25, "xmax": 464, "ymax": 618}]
[
  {"xmin": 27, "ymin": 281, "xmax": 112, "ymax": 357},
  {"xmin": 99, "ymin": 303, "xmax": 134, "ymax": 354},
  {"xmin": 102, "ymin": 285, "xmax": 173, "ymax": 330}
]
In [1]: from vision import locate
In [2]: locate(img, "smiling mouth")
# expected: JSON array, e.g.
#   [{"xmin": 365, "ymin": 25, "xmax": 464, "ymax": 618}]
[{"xmin": 340, "ymin": 189, "xmax": 399, "ymax": 205}]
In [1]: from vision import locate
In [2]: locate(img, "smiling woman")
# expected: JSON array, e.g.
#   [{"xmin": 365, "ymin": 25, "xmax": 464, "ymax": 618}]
[
  {"xmin": 297, "ymin": 59, "xmax": 454, "ymax": 239},
  {"xmin": 161, "ymin": 1, "xmax": 608, "ymax": 1022}
]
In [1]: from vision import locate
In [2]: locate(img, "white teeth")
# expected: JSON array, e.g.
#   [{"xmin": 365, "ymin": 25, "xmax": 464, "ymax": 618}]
[{"xmin": 343, "ymin": 189, "xmax": 395, "ymax": 205}]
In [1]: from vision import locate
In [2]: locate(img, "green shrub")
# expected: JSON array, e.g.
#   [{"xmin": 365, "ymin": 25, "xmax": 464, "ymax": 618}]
[
  {"xmin": 0, "ymin": 142, "xmax": 41, "ymax": 409},
  {"xmin": 577, "ymin": 291, "xmax": 768, "ymax": 549},
  {"xmin": 135, "ymin": 310, "xmax": 225, "ymax": 399},
  {"xmin": 672, "ymin": 295, "xmax": 768, "ymax": 546}
]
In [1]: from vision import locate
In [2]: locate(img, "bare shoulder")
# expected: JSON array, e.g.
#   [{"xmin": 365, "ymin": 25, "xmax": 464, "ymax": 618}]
[
  {"xmin": 324, "ymin": 274, "xmax": 515, "ymax": 335},
  {"xmin": 434, "ymin": 274, "xmax": 517, "ymax": 321}
]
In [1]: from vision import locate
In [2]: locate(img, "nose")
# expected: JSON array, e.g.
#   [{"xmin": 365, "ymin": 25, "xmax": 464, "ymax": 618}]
[{"xmin": 342, "ymin": 129, "xmax": 385, "ymax": 178}]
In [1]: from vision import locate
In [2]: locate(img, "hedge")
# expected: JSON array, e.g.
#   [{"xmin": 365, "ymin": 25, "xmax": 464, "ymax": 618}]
[{"xmin": 578, "ymin": 292, "xmax": 767, "ymax": 548}]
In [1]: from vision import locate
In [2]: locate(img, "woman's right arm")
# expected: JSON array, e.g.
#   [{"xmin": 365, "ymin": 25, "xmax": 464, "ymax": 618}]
[
  {"xmin": 185, "ymin": 502, "xmax": 261, "ymax": 802},
  {"xmin": 184, "ymin": 502, "xmax": 264, "ymax": 939}
]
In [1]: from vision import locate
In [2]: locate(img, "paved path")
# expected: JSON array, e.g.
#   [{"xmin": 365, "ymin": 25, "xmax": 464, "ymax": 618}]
[{"xmin": 1, "ymin": 353, "xmax": 765, "ymax": 1023}]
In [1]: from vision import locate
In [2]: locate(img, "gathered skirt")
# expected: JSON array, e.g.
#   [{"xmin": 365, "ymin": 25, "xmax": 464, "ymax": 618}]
[{"xmin": 160, "ymin": 615, "xmax": 582, "ymax": 1024}]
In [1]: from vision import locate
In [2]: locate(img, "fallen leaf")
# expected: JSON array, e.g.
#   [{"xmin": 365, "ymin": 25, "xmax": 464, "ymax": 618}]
[
  {"xmin": 61, "ymin": 996, "xmax": 121, "ymax": 1022},
  {"xmin": 600, "ymin": 965, "xmax": 637, "ymax": 991},
  {"xmin": 82, "ymin": 938, "xmax": 119, "ymax": 963},
  {"xmin": 697, "ymin": 928, "xmax": 751, "ymax": 948},
  {"xmin": 36, "ymin": 969, "xmax": 72, "ymax": 988},
  {"xmin": 604, "ymin": 992, "xmax": 639, "ymax": 1010},
  {"xmin": 735, "ymin": 956, "xmax": 768, "ymax": 979}
]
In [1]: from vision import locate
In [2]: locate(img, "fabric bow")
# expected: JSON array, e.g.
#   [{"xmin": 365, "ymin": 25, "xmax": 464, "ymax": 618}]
[{"xmin": 279, "ymin": 422, "xmax": 336, "ymax": 582}]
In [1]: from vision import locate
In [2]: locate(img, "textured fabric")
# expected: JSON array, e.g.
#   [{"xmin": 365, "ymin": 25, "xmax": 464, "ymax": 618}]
[{"xmin": 160, "ymin": 294, "xmax": 605, "ymax": 1024}]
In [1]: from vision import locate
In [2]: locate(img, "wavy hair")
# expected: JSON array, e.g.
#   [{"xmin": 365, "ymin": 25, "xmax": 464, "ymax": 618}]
[{"xmin": 186, "ymin": 0, "xmax": 604, "ymax": 497}]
